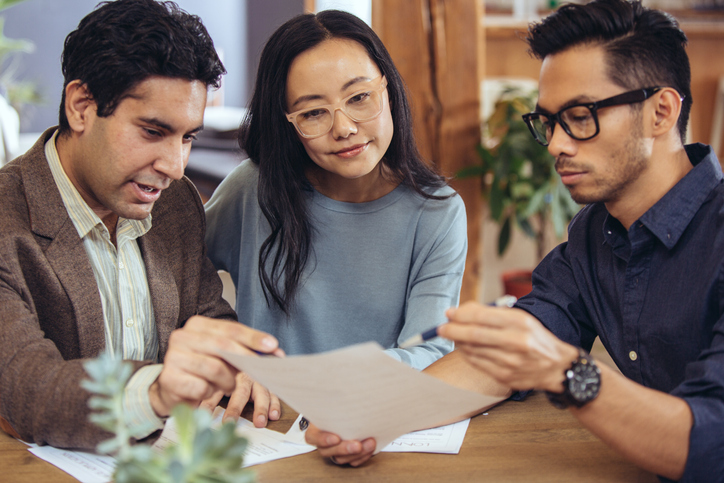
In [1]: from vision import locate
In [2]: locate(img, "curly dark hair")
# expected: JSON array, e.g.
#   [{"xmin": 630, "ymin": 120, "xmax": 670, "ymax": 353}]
[
  {"xmin": 58, "ymin": 0, "xmax": 226, "ymax": 135},
  {"xmin": 525, "ymin": 0, "xmax": 691, "ymax": 143}
]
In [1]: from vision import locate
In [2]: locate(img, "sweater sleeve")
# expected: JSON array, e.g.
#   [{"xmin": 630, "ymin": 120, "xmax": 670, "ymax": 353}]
[
  {"xmin": 204, "ymin": 160, "xmax": 257, "ymax": 289},
  {"xmin": 385, "ymin": 190, "xmax": 467, "ymax": 370}
]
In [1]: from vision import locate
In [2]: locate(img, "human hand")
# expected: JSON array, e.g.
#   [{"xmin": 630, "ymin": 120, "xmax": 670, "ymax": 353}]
[
  {"xmin": 199, "ymin": 372, "xmax": 282, "ymax": 427},
  {"xmin": 304, "ymin": 423, "xmax": 376, "ymax": 467},
  {"xmin": 437, "ymin": 301, "xmax": 578, "ymax": 392},
  {"xmin": 149, "ymin": 315, "xmax": 282, "ymax": 418}
]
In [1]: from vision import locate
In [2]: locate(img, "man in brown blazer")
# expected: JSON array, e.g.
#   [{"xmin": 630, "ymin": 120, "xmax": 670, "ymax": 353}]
[{"xmin": 0, "ymin": 0, "xmax": 282, "ymax": 451}]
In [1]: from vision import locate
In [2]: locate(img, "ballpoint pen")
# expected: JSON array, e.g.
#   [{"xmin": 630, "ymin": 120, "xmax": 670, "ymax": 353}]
[{"xmin": 398, "ymin": 294, "xmax": 518, "ymax": 349}]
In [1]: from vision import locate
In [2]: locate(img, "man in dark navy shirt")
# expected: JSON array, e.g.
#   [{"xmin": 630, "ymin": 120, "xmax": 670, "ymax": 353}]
[
  {"xmin": 307, "ymin": 0, "xmax": 722, "ymax": 478},
  {"xmin": 436, "ymin": 1, "xmax": 722, "ymax": 481}
]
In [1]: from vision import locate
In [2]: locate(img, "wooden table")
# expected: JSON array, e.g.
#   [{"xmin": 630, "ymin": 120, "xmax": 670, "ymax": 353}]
[{"xmin": 0, "ymin": 391, "xmax": 656, "ymax": 482}]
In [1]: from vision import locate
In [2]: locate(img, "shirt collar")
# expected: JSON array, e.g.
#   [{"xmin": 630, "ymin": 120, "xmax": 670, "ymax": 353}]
[
  {"xmin": 640, "ymin": 143, "xmax": 722, "ymax": 249},
  {"xmin": 603, "ymin": 143, "xmax": 722, "ymax": 250},
  {"xmin": 44, "ymin": 130, "xmax": 152, "ymax": 240}
]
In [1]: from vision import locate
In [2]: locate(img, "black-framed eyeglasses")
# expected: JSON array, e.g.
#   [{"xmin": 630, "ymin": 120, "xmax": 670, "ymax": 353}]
[{"xmin": 522, "ymin": 87, "xmax": 663, "ymax": 146}]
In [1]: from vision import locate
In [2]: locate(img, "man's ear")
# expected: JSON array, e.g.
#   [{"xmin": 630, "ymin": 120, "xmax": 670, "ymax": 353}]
[
  {"xmin": 650, "ymin": 87, "xmax": 682, "ymax": 138},
  {"xmin": 64, "ymin": 80, "xmax": 96, "ymax": 134}
]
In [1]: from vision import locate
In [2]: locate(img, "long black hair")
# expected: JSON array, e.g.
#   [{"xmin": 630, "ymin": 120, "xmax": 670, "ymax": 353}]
[
  {"xmin": 526, "ymin": 0, "xmax": 691, "ymax": 143},
  {"xmin": 240, "ymin": 10, "xmax": 449, "ymax": 314}
]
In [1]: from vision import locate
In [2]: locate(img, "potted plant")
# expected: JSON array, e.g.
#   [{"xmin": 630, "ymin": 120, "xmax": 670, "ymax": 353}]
[{"xmin": 459, "ymin": 85, "xmax": 580, "ymax": 297}]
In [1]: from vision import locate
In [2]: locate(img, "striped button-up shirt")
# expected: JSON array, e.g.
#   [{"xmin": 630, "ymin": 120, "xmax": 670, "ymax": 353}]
[{"xmin": 45, "ymin": 131, "xmax": 164, "ymax": 437}]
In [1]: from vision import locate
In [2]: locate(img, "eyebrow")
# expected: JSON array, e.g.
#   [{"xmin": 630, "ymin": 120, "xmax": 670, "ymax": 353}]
[
  {"xmin": 290, "ymin": 76, "xmax": 374, "ymax": 109},
  {"xmin": 535, "ymin": 95, "xmax": 598, "ymax": 114},
  {"xmin": 139, "ymin": 117, "xmax": 204, "ymax": 134}
]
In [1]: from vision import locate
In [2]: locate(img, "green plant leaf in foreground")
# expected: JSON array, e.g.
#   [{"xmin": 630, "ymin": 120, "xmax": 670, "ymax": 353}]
[{"xmin": 83, "ymin": 353, "xmax": 255, "ymax": 482}]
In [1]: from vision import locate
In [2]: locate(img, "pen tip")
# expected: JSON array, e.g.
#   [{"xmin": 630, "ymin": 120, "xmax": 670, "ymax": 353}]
[{"xmin": 398, "ymin": 336, "xmax": 420, "ymax": 350}]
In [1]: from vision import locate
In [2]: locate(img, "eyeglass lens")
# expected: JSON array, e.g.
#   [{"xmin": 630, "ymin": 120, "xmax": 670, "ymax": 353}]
[
  {"xmin": 292, "ymin": 88, "xmax": 384, "ymax": 137},
  {"xmin": 530, "ymin": 105, "xmax": 597, "ymax": 145}
]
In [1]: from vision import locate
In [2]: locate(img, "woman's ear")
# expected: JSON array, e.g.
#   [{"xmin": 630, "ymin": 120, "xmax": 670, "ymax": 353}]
[
  {"xmin": 650, "ymin": 87, "xmax": 682, "ymax": 138},
  {"xmin": 64, "ymin": 80, "xmax": 96, "ymax": 134}
]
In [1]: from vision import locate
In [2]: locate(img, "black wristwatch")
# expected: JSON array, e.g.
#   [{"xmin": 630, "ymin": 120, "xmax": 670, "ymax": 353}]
[{"xmin": 546, "ymin": 348, "xmax": 601, "ymax": 409}]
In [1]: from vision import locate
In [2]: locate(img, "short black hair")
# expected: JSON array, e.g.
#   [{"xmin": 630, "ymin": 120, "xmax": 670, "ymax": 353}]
[
  {"xmin": 58, "ymin": 0, "xmax": 225, "ymax": 135},
  {"xmin": 526, "ymin": 0, "xmax": 691, "ymax": 143}
]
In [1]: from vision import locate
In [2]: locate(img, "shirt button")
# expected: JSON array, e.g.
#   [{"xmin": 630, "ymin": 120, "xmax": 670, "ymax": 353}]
[
  {"xmin": 125, "ymin": 319, "xmax": 134, "ymax": 328},
  {"xmin": 629, "ymin": 350, "xmax": 638, "ymax": 361}
]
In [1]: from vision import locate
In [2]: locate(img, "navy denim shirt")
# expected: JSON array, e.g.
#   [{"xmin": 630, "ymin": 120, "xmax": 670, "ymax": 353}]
[{"xmin": 517, "ymin": 144, "xmax": 724, "ymax": 482}]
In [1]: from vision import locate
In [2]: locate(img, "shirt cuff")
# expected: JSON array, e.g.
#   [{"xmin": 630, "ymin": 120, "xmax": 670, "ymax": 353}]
[
  {"xmin": 674, "ymin": 395, "xmax": 724, "ymax": 482},
  {"xmin": 123, "ymin": 364, "xmax": 165, "ymax": 440}
]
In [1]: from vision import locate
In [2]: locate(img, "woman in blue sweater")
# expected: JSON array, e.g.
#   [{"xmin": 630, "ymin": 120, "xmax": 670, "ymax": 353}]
[{"xmin": 205, "ymin": 10, "xmax": 466, "ymax": 371}]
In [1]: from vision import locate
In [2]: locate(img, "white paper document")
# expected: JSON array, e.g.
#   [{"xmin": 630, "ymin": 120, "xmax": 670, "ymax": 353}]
[
  {"xmin": 381, "ymin": 418, "xmax": 471, "ymax": 454},
  {"xmin": 25, "ymin": 407, "xmax": 315, "ymax": 483},
  {"xmin": 27, "ymin": 444, "xmax": 115, "ymax": 483},
  {"xmin": 286, "ymin": 412, "xmax": 471, "ymax": 454},
  {"xmin": 221, "ymin": 342, "xmax": 505, "ymax": 451},
  {"xmin": 155, "ymin": 407, "xmax": 315, "ymax": 467}
]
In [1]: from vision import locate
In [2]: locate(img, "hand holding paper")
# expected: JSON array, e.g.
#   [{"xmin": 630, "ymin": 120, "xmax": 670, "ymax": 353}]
[{"xmin": 219, "ymin": 342, "xmax": 506, "ymax": 453}]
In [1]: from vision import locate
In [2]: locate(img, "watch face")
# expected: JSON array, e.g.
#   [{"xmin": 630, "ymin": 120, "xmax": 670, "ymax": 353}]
[{"xmin": 567, "ymin": 360, "xmax": 601, "ymax": 403}]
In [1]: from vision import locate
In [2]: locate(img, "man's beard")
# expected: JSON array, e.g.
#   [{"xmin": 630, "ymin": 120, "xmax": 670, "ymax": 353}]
[{"xmin": 557, "ymin": 122, "xmax": 648, "ymax": 205}]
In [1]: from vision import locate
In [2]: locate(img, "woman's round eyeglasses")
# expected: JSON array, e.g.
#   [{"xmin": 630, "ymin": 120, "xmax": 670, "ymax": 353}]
[
  {"xmin": 522, "ymin": 87, "xmax": 665, "ymax": 146},
  {"xmin": 286, "ymin": 76, "xmax": 387, "ymax": 139}
]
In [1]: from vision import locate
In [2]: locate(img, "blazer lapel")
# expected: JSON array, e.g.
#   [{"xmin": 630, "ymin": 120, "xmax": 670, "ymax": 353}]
[
  {"xmin": 139, "ymin": 232, "xmax": 179, "ymax": 360},
  {"xmin": 23, "ymin": 128, "xmax": 106, "ymax": 357}
]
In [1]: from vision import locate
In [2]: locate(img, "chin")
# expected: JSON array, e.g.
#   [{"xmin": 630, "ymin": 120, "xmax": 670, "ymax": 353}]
[{"xmin": 118, "ymin": 205, "xmax": 154, "ymax": 220}]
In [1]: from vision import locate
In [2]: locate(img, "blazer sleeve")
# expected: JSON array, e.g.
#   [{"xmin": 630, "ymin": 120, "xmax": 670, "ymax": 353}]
[{"xmin": 0, "ymin": 250, "xmax": 151, "ymax": 449}]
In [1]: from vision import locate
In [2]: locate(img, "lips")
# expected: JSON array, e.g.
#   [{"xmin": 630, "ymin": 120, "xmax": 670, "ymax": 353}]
[
  {"xmin": 333, "ymin": 142, "xmax": 369, "ymax": 159},
  {"xmin": 557, "ymin": 170, "xmax": 586, "ymax": 186},
  {"xmin": 131, "ymin": 181, "xmax": 165, "ymax": 203},
  {"xmin": 556, "ymin": 159, "xmax": 587, "ymax": 186}
]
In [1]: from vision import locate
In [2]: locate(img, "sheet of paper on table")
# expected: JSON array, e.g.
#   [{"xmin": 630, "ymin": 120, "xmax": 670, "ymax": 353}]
[
  {"xmin": 285, "ymin": 413, "xmax": 470, "ymax": 454},
  {"xmin": 381, "ymin": 418, "xmax": 471, "ymax": 454},
  {"xmin": 26, "ymin": 444, "xmax": 114, "ymax": 483},
  {"xmin": 25, "ymin": 407, "xmax": 315, "ymax": 483},
  {"xmin": 25, "ymin": 408, "xmax": 475, "ymax": 483},
  {"xmin": 154, "ymin": 406, "xmax": 315, "ymax": 466},
  {"xmin": 221, "ymin": 341, "xmax": 505, "ymax": 451}
]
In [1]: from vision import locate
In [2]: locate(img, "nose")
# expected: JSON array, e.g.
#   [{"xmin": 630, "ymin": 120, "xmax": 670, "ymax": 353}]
[
  {"xmin": 155, "ymin": 138, "xmax": 188, "ymax": 181},
  {"xmin": 330, "ymin": 108, "xmax": 358, "ymax": 139},
  {"xmin": 546, "ymin": 122, "xmax": 577, "ymax": 159}
]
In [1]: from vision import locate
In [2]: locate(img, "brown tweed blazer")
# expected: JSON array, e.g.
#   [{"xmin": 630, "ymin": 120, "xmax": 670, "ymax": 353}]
[{"xmin": 0, "ymin": 128, "xmax": 236, "ymax": 450}]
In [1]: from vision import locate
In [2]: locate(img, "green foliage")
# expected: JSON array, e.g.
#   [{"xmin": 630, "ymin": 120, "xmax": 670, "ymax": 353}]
[
  {"xmin": 0, "ymin": 0, "xmax": 29, "ymax": 10},
  {"xmin": 0, "ymin": 2, "xmax": 44, "ymax": 112},
  {"xmin": 460, "ymin": 86, "xmax": 580, "ymax": 260},
  {"xmin": 81, "ymin": 352, "xmax": 141, "ymax": 457},
  {"xmin": 82, "ymin": 353, "xmax": 255, "ymax": 483}
]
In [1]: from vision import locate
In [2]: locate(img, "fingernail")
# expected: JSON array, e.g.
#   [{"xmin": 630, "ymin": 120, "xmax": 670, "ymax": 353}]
[
  {"xmin": 363, "ymin": 440, "xmax": 375, "ymax": 452},
  {"xmin": 346, "ymin": 442, "xmax": 360, "ymax": 453},
  {"xmin": 261, "ymin": 337, "xmax": 276, "ymax": 349},
  {"xmin": 256, "ymin": 414, "xmax": 266, "ymax": 426},
  {"xmin": 326, "ymin": 435, "xmax": 340, "ymax": 445},
  {"xmin": 270, "ymin": 410, "xmax": 280, "ymax": 419}
]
